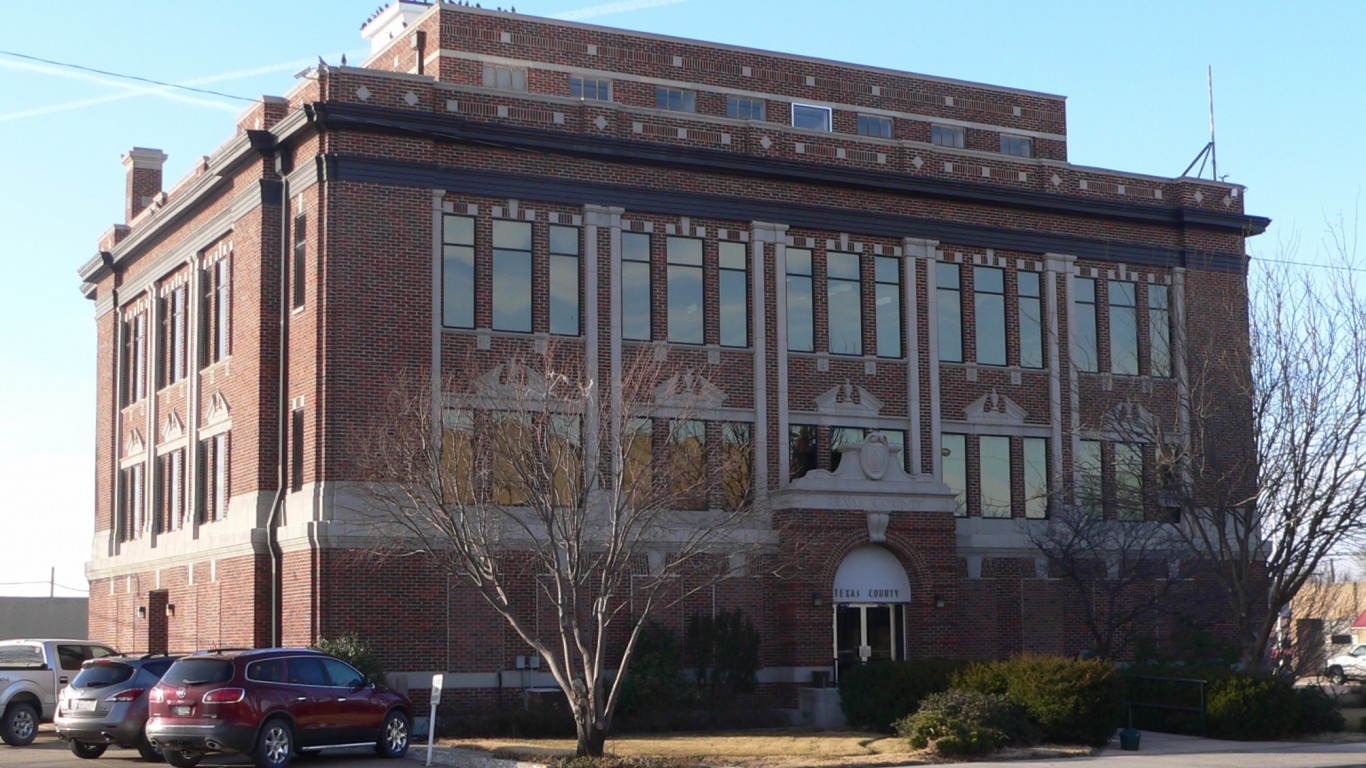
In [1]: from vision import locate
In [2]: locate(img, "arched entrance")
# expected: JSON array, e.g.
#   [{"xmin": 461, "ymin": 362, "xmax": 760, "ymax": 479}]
[{"xmin": 832, "ymin": 545, "xmax": 911, "ymax": 677}]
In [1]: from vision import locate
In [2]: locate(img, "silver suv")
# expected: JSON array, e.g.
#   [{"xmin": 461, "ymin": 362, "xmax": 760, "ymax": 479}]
[{"xmin": 55, "ymin": 654, "xmax": 180, "ymax": 760}]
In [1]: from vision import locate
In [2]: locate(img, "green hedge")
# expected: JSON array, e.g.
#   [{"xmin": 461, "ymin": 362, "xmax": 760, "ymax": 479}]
[
  {"xmin": 954, "ymin": 654, "xmax": 1124, "ymax": 747},
  {"xmin": 837, "ymin": 660, "xmax": 968, "ymax": 732},
  {"xmin": 895, "ymin": 689, "xmax": 1037, "ymax": 756},
  {"xmin": 1206, "ymin": 674, "xmax": 1299, "ymax": 741}
]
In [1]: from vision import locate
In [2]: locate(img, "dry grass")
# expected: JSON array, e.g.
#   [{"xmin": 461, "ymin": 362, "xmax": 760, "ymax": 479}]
[{"xmin": 441, "ymin": 730, "xmax": 1094, "ymax": 767}]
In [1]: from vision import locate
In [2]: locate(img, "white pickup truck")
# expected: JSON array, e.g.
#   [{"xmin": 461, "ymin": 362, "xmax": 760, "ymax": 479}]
[{"xmin": 0, "ymin": 639, "xmax": 117, "ymax": 746}]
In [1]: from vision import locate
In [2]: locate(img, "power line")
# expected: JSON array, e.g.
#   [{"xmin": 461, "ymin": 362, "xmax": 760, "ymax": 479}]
[
  {"xmin": 1249, "ymin": 255, "xmax": 1366, "ymax": 274},
  {"xmin": 0, "ymin": 49, "xmax": 259, "ymax": 104}
]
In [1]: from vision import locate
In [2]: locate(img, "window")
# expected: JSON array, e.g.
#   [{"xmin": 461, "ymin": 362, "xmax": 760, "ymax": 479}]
[
  {"xmin": 720, "ymin": 423, "xmax": 753, "ymax": 511},
  {"xmin": 621, "ymin": 232, "xmax": 652, "ymax": 341},
  {"xmin": 549, "ymin": 226, "xmax": 581, "ymax": 336},
  {"xmin": 1109, "ymin": 281, "xmax": 1138, "ymax": 375},
  {"xmin": 483, "ymin": 64, "xmax": 526, "ymax": 91},
  {"xmin": 118, "ymin": 463, "xmax": 145, "ymax": 542},
  {"xmin": 1072, "ymin": 277, "xmax": 1098, "ymax": 372},
  {"xmin": 159, "ymin": 285, "xmax": 187, "ymax": 387},
  {"xmin": 1150, "ymin": 285, "xmax": 1172, "ymax": 377},
  {"xmin": 786, "ymin": 248, "xmax": 813, "ymax": 352},
  {"xmin": 1115, "ymin": 443, "xmax": 1144, "ymax": 521},
  {"xmin": 623, "ymin": 418, "xmax": 653, "ymax": 505},
  {"xmin": 789, "ymin": 424, "xmax": 818, "ymax": 480},
  {"xmin": 1023, "ymin": 438, "xmax": 1048, "ymax": 519},
  {"xmin": 979, "ymin": 435, "xmax": 1012, "ymax": 517},
  {"xmin": 200, "ymin": 257, "xmax": 230, "ymax": 366},
  {"xmin": 668, "ymin": 420, "xmax": 706, "ymax": 510},
  {"xmin": 718, "ymin": 242, "xmax": 748, "ymax": 347},
  {"xmin": 1079, "ymin": 439, "xmax": 1103, "ymax": 518},
  {"xmin": 292, "ymin": 213, "xmax": 306, "ymax": 309},
  {"xmin": 875, "ymin": 256, "xmax": 901, "ymax": 358},
  {"xmin": 666, "ymin": 237, "xmax": 704, "ymax": 344},
  {"xmin": 122, "ymin": 310, "xmax": 147, "ymax": 405},
  {"xmin": 158, "ymin": 449, "xmax": 185, "ymax": 533},
  {"xmin": 1000, "ymin": 134, "xmax": 1032, "ymax": 157},
  {"xmin": 550, "ymin": 414, "xmax": 583, "ymax": 507},
  {"xmin": 442, "ymin": 214, "xmax": 475, "ymax": 329},
  {"xmin": 570, "ymin": 76, "xmax": 610, "ymax": 101},
  {"xmin": 491, "ymin": 413, "xmax": 532, "ymax": 505},
  {"xmin": 727, "ymin": 97, "xmax": 765, "ymax": 121},
  {"xmin": 931, "ymin": 124, "xmax": 965, "ymax": 148},
  {"xmin": 936, "ymin": 262, "xmax": 962, "ymax": 363},
  {"xmin": 792, "ymin": 103, "xmax": 831, "ymax": 131},
  {"xmin": 974, "ymin": 266, "xmax": 1006, "ymax": 366},
  {"xmin": 857, "ymin": 114, "xmax": 892, "ymax": 138},
  {"xmin": 441, "ymin": 410, "xmax": 475, "ymax": 505},
  {"xmin": 827, "ymin": 252, "xmax": 862, "ymax": 355},
  {"xmin": 942, "ymin": 434, "xmax": 967, "ymax": 517},
  {"xmin": 1018, "ymin": 272, "xmax": 1043, "ymax": 369},
  {"xmin": 655, "ymin": 87, "xmax": 695, "ymax": 112},
  {"xmin": 492, "ymin": 221, "xmax": 533, "ymax": 332},
  {"xmin": 198, "ymin": 433, "xmax": 228, "ymax": 523},
  {"xmin": 290, "ymin": 409, "xmax": 304, "ymax": 493}
]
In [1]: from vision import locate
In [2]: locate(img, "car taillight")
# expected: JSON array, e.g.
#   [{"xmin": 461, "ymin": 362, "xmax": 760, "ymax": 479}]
[
  {"xmin": 148, "ymin": 687, "xmax": 166, "ymax": 703},
  {"xmin": 106, "ymin": 688, "xmax": 146, "ymax": 703},
  {"xmin": 202, "ymin": 688, "xmax": 245, "ymax": 704}
]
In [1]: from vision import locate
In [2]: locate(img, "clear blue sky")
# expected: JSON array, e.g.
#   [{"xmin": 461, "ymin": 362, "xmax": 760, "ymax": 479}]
[{"xmin": 1, "ymin": 1, "xmax": 1361, "ymax": 598}]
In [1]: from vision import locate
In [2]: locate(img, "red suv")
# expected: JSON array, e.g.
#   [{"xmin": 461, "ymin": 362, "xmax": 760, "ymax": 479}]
[{"xmin": 145, "ymin": 648, "xmax": 411, "ymax": 768}]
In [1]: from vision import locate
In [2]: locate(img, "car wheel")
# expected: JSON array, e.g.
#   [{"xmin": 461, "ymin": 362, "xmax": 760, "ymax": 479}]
[
  {"xmin": 70, "ymin": 740, "xmax": 110, "ymax": 759},
  {"xmin": 136, "ymin": 733, "xmax": 165, "ymax": 762},
  {"xmin": 1328, "ymin": 666, "xmax": 1347, "ymax": 685},
  {"xmin": 252, "ymin": 718, "xmax": 294, "ymax": 768},
  {"xmin": 374, "ymin": 710, "xmax": 410, "ymax": 758},
  {"xmin": 0, "ymin": 701, "xmax": 38, "ymax": 746},
  {"xmin": 163, "ymin": 749, "xmax": 202, "ymax": 768}
]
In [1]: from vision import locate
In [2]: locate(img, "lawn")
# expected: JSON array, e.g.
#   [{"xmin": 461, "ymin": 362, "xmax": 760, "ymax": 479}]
[{"xmin": 440, "ymin": 729, "xmax": 1093, "ymax": 767}]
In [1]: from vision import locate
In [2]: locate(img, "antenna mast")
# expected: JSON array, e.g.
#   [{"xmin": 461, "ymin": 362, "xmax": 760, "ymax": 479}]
[{"xmin": 1181, "ymin": 65, "xmax": 1219, "ymax": 180}]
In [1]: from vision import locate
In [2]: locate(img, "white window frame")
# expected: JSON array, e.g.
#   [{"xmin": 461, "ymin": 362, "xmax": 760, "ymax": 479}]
[{"xmin": 792, "ymin": 103, "xmax": 832, "ymax": 132}]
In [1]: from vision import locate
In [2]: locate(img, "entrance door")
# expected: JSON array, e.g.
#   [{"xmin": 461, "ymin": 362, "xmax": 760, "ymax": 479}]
[{"xmin": 834, "ymin": 603, "xmax": 906, "ymax": 677}]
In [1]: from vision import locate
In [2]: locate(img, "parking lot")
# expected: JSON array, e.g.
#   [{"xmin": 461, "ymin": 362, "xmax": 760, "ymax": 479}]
[{"xmin": 0, "ymin": 728, "xmax": 409, "ymax": 768}]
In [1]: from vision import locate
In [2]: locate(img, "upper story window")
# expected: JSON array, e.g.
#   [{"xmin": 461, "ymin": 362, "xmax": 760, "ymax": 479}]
[
  {"xmin": 549, "ymin": 226, "xmax": 581, "ymax": 336},
  {"xmin": 875, "ymin": 256, "xmax": 901, "ymax": 358},
  {"xmin": 1000, "ymin": 134, "xmax": 1033, "ymax": 157},
  {"xmin": 159, "ymin": 448, "xmax": 186, "ymax": 533},
  {"xmin": 656, "ymin": 87, "xmax": 696, "ymax": 112},
  {"xmin": 974, "ymin": 266, "xmax": 1006, "ymax": 366},
  {"xmin": 1072, "ymin": 277, "xmax": 1098, "ymax": 372},
  {"xmin": 483, "ymin": 64, "xmax": 526, "ymax": 91},
  {"xmin": 117, "ymin": 462, "xmax": 145, "ymax": 542},
  {"xmin": 941, "ymin": 433, "xmax": 967, "ymax": 516},
  {"xmin": 1109, "ymin": 281, "xmax": 1138, "ymax": 375},
  {"xmin": 943, "ymin": 433, "xmax": 1051, "ymax": 519},
  {"xmin": 718, "ymin": 242, "xmax": 748, "ymax": 348},
  {"xmin": 826, "ymin": 252, "xmax": 862, "ymax": 356},
  {"xmin": 666, "ymin": 237, "xmax": 704, "ymax": 344},
  {"xmin": 570, "ymin": 76, "xmax": 611, "ymax": 101},
  {"xmin": 857, "ymin": 114, "xmax": 892, "ymax": 138},
  {"xmin": 492, "ymin": 221, "xmax": 533, "ymax": 333},
  {"xmin": 1078, "ymin": 439, "xmax": 1146, "ymax": 521},
  {"xmin": 931, "ymin": 124, "xmax": 965, "ymax": 148},
  {"xmin": 1150, "ymin": 285, "xmax": 1172, "ymax": 377},
  {"xmin": 1018, "ymin": 271, "xmax": 1044, "ymax": 369},
  {"xmin": 198, "ymin": 432, "xmax": 228, "ymax": 523},
  {"xmin": 200, "ymin": 257, "xmax": 230, "ymax": 368},
  {"xmin": 935, "ymin": 262, "xmax": 963, "ymax": 363},
  {"xmin": 792, "ymin": 103, "xmax": 832, "ymax": 132},
  {"xmin": 786, "ymin": 248, "xmax": 814, "ymax": 352},
  {"xmin": 727, "ymin": 97, "xmax": 765, "ymax": 121},
  {"xmin": 292, "ymin": 213, "xmax": 307, "ymax": 310},
  {"xmin": 158, "ymin": 283, "xmax": 187, "ymax": 389},
  {"xmin": 621, "ymin": 231, "xmax": 652, "ymax": 340},
  {"xmin": 441, "ymin": 215, "xmax": 475, "ymax": 329}
]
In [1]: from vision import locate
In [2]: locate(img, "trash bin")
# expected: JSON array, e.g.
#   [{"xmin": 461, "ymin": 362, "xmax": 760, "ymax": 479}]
[{"xmin": 1119, "ymin": 727, "xmax": 1141, "ymax": 751}]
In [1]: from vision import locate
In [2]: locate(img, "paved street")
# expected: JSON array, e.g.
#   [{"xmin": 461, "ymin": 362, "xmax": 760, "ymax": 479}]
[{"xmin": 1008, "ymin": 731, "xmax": 1366, "ymax": 768}]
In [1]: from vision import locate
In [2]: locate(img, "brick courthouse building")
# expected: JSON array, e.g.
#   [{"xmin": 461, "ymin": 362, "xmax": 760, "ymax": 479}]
[{"xmin": 81, "ymin": 1, "xmax": 1266, "ymax": 710}]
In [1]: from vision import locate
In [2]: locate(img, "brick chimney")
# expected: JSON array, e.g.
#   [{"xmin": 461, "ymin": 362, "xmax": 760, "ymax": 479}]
[{"xmin": 122, "ymin": 147, "xmax": 168, "ymax": 223}]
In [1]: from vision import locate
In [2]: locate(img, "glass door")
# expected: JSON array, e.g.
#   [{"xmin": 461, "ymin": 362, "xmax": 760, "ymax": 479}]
[{"xmin": 833, "ymin": 604, "xmax": 906, "ymax": 679}]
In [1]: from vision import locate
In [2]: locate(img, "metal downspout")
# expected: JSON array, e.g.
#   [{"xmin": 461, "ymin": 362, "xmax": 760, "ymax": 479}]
[{"xmin": 264, "ymin": 153, "xmax": 291, "ymax": 648}]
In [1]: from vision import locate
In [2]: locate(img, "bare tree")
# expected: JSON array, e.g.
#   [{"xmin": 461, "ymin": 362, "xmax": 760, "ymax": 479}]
[
  {"xmin": 1168, "ymin": 223, "xmax": 1366, "ymax": 671},
  {"xmin": 356, "ymin": 345, "xmax": 766, "ymax": 756}
]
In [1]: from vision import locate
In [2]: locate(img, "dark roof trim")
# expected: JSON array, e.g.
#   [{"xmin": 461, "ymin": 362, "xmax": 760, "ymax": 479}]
[
  {"xmin": 305, "ymin": 101, "xmax": 1269, "ymax": 238},
  {"xmin": 324, "ymin": 154, "xmax": 1248, "ymax": 273}
]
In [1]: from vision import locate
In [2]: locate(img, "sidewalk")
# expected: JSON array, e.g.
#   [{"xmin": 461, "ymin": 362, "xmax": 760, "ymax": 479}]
[{"xmin": 1005, "ymin": 730, "xmax": 1366, "ymax": 767}]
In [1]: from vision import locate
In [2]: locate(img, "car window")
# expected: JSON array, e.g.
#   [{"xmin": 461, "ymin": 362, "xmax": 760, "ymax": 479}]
[
  {"xmin": 57, "ymin": 645, "xmax": 88, "ymax": 671},
  {"xmin": 1353, "ymin": 645, "xmax": 1366, "ymax": 658},
  {"xmin": 286, "ymin": 656, "xmax": 329, "ymax": 687},
  {"xmin": 89, "ymin": 646, "xmax": 117, "ymax": 660},
  {"xmin": 248, "ymin": 659, "xmax": 286, "ymax": 683},
  {"xmin": 144, "ymin": 659, "xmax": 177, "ymax": 678},
  {"xmin": 72, "ymin": 662, "xmax": 135, "ymax": 688},
  {"xmin": 0, "ymin": 644, "xmax": 44, "ymax": 669},
  {"xmin": 162, "ymin": 659, "xmax": 234, "ymax": 686},
  {"xmin": 321, "ymin": 658, "xmax": 364, "ymax": 688}
]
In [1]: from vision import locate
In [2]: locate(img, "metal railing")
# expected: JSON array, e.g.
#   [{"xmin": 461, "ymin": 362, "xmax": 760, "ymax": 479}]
[{"xmin": 1123, "ymin": 674, "xmax": 1208, "ymax": 735}]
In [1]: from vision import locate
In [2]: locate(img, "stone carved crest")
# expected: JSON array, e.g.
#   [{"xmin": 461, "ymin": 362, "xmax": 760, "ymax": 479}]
[
  {"xmin": 162, "ymin": 411, "xmax": 184, "ymax": 441},
  {"xmin": 655, "ymin": 370, "xmax": 726, "ymax": 410},
  {"xmin": 1103, "ymin": 399, "xmax": 1160, "ymax": 442},
  {"xmin": 125, "ymin": 429, "xmax": 145, "ymax": 457},
  {"xmin": 859, "ymin": 431, "xmax": 891, "ymax": 481},
  {"xmin": 815, "ymin": 381, "xmax": 883, "ymax": 416},
  {"xmin": 963, "ymin": 389, "xmax": 1027, "ymax": 425},
  {"xmin": 204, "ymin": 391, "xmax": 230, "ymax": 425}
]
